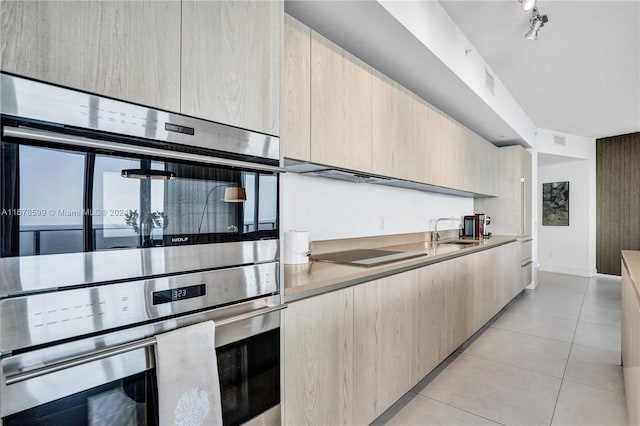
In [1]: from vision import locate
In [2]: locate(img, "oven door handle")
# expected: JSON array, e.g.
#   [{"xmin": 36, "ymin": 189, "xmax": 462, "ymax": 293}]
[
  {"xmin": 5, "ymin": 304, "xmax": 287, "ymax": 386},
  {"xmin": 2, "ymin": 126, "xmax": 286, "ymax": 174}
]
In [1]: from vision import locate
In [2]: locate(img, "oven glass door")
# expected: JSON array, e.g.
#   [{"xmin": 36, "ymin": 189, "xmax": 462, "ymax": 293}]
[
  {"xmin": 2, "ymin": 329, "xmax": 280, "ymax": 426},
  {"xmin": 3, "ymin": 371, "xmax": 158, "ymax": 426},
  {"xmin": 1, "ymin": 136, "xmax": 278, "ymax": 257}
]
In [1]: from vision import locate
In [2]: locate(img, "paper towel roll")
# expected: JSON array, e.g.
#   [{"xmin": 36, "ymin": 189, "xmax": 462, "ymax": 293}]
[{"xmin": 284, "ymin": 230, "xmax": 309, "ymax": 265}]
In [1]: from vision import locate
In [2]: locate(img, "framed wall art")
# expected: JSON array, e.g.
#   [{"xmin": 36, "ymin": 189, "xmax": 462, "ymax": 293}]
[{"xmin": 542, "ymin": 181, "xmax": 569, "ymax": 226}]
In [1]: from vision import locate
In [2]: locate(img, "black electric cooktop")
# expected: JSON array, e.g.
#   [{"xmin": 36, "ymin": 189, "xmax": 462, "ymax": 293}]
[{"xmin": 310, "ymin": 249, "xmax": 427, "ymax": 267}]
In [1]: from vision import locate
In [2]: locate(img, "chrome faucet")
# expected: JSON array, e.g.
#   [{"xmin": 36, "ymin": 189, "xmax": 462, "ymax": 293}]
[{"xmin": 433, "ymin": 217, "xmax": 459, "ymax": 242}]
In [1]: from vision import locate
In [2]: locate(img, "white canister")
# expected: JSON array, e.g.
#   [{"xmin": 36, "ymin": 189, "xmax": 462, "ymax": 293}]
[{"xmin": 283, "ymin": 230, "xmax": 309, "ymax": 265}]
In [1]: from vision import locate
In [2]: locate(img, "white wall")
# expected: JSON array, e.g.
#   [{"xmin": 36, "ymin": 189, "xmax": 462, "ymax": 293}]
[
  {"xmin": 535, "ymin": 128, "xmax": 596, "ymax": 276},
  {"xmin": 282, "ymin": 173, "xmax": 474, "ymax": 241},
  {"xmin": 379, "ymin": 0, "xmax": 538, "ymax": 148}
]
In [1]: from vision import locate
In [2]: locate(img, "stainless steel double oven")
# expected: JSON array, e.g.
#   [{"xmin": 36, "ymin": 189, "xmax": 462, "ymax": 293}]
[{"xmin": 0, "ymin": 73, "xmax": 283, "ymax": 425}]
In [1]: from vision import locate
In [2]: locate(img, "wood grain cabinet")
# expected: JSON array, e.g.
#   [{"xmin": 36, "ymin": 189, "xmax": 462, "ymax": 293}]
[
  {"xmin": 446, "ymin": 254, "xmax": 476, "ymax": 352},
  {"xmin": 474, "ymin": 247, "xmax": 499, "ymax": 329},
  {"xmin": 282, "ymin": 15, "xmax": 502, "ymax": 195},
  {"xmin": 282, "ymin": 242, "xmax": 522, "ymax": 425},
  {"xmin": 0, "ymin": 0, "xmax": 181, "ymax": 111},
  {"xmin": 475, "ymin": 145, "xmax": 532, "ymax": 235},
  {"xmin": 438, "ymin": 114, "xmax": 456, "ymax": 189},
  {"xmin": 354, "ymin": 271, "xmax": 417, "ymax": 424},
  {"xmin": 452, "ymin": 123, "xmax": 472, "ymax": 192},
  {"xmin": 371, "ymin": 73, "xmax": 417, "ymax": 181},
  {"xmin": 310, "ymin": 31, "xmax": 372, "ymax": 172},
  {"xmin": 473, "ymin": 132, "xmax": 499, "ymax": 197},
  {"xmin": 622, "ymin": 255, "xmax": 640, "ymax": 426},
  {"xmin": 414, "ymin": 97, "xmax": 441, "ymax": 186},
  {"xmin": 282, "ymin": 15, "xmax": 311, "ymax": 161},
  {"xmin": 282, "ymin": 287, "xmax": 354, "ymax": 426},
  {"xmin": 414, "ymin": 261, "xmax": 446, "ymax": 381},
  {"xmin": 181, "ymin": 0, "xmax": 282, "ymax": 136}
]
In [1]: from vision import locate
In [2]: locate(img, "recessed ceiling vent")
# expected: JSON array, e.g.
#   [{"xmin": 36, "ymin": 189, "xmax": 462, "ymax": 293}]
[
  {"xmin": 554, "ymin": 135, "xmax": 566, "ymax": 146},
  {"xmin": 485, "ymin": 69, "xmax": 495, "ymax": 95}
]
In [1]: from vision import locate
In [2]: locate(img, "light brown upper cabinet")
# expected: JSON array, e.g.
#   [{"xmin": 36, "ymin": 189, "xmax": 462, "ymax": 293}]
[
  {"xmin": 476, "ymin": 135, "xmax": 500, "ymax": 196},
  {"xmin": 283, "ymin": 15, "xmax": 502, "ymax": 195},
  {"xmin": 0, "ymin": 0, "xmax": 181, "ymax": 111},
  {"xmin": 371, "ymin": 72, "xmax": 416, "ymax": 181},
  {"xmin": 282, "ymin": 15, "xmax": 311, "ymax": 161},
  {"xmin": 475, "ymin": 145, "xmax": 532, "ymax": 235},
  {"xmin": 438, "ymin": 114, "xmax": 456, "ymax": 189},
  {"xmin": 311, "ymin": 31, "xmax": 372, "ymax": 173},
  {"xmin": 452, "ymin": 123, "xmax": 472, "ymax": 192},
  {"xmin": 414, "ymin": 97, "xmax": 440, "ymax": 186},
  {"xmin": 181, "ymin": 1, "xmax": 282, "ymax": 136},
  {"xmin": 472, "ymin": 131, "xmax": 499, "ymax": 197}
]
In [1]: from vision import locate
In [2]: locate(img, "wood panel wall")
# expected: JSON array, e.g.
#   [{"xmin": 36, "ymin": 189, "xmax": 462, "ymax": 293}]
[{"xmin": 596, "ymin": 133, "xmax": 640, "ymax": 275}]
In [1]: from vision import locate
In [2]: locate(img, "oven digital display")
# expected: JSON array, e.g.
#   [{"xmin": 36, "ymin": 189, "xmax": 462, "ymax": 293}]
[
  {"xmin": 152, "ymin": 284, "xmax": 206, "ymax": 305},
  {"xmin": 164, "ymin": 122, "xmax": 195, "ymax": 135}
]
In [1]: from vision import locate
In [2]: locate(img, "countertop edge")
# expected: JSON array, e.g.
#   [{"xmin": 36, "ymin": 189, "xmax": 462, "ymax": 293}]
[{"xmin": 284, "ymin": 237, "xmax": 519, "ymax": 303}]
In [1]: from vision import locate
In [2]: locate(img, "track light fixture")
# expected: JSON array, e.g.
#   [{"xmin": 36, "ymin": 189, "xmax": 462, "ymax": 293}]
[
  {"xmin": 524, "ymin": 7, "xmax": 549, "ymax": 40},
  {"xmin": 520, "ymin": 0, "xmax": 536, "ymax": 12}
]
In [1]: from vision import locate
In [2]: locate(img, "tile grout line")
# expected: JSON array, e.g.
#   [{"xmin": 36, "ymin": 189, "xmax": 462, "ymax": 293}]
[
  {"xmin": 488, "ymin": 324, "xmax": 577, "ymax": 345},
  {"xmin": 562, "ymin": 377, "xmax": 626, "ymax": 396},
  {"xmin": 420, "ymin": 394, "xmax": 507, "ymax": 426},
  {"xmin": 458, "ymin": 351, "xmax": 567, "ymax": 381},
  {"xmin": 548, "ymin": 277, "xmax": 590, "ymax": 425}
]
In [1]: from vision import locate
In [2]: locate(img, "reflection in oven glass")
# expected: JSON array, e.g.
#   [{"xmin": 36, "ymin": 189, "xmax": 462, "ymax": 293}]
[
  {"xmin": 217, "ymin": 328, "xmax": 280, "ymax": 426},
  {"xmin": 3, "ymin": 371, "xmax": 157, "ymax": 426}
]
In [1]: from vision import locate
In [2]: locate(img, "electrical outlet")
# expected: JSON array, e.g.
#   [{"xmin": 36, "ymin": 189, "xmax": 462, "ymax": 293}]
[{"xmin": 379, "ymin": 216, "xmax": 385, "ymax": 230}]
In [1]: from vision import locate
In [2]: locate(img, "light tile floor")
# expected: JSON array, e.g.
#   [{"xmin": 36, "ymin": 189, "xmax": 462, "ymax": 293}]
[{"xmin": 373, "ymin": 271, "xmax": 628, "ymax": 426}]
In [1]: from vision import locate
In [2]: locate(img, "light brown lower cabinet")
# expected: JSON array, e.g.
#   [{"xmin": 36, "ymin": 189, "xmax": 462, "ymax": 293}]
[
  {"xmin": 282, "ymin": 242, "xmax": 521, "ymax": 425},
  {"xmin": 282, "ymin": 287, "xmax": 354, "ymax": 426},
  {"xmin": 414, "ymin": 261, "xmax": 447, "ymax": 381},
  {"xmin": 354, "ymin": 271, "xmax": 417, "ymax": 424},
  {"xmin": 622, "ymin": 257, "xmax": 640, "ymax": 426}
]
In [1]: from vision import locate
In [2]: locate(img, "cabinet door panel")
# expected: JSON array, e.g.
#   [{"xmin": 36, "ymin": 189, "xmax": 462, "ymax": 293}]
[
  {"xmin": 438, "ymin": 115, "xmax": 456, "ymax": 189},
  {"xmin": 474, "ymin": 249, "xmax": 497, "ymax": 329},
  {"xmin": 1, "ymin": 0, "xmax": 181, "ymax": 111},
  {"xmin": 354, "ymin": 272, "xmax": 416, "ymax": 424},
  {"xmin": 283, "ymin": 15, "xmax": 311, "ymax": 160},
  {"xmin": 452, "ymin": 124, "xmax": 471, "ymax": 192},
  {"xmin": 181, "ymin": 0, "xmax": 281, "ymax": 135},
  {"xmin": 371, "ymin": 73, "xmax": 415, "ymax": 180},
  {"xmin": 486, "ymin": 142, "xmax": 499, "ymax": 196},
  {"xmin": 414, "ymin": 97, "xmax": 439, "ymax": 185},
  {"xmin": 453, "ymin": 254, "xmax": 476, "ymax": 346},
  {"xmin": 311, "ymin": 32, "xmax": 372, "ymax": 172},
  {"xmin": 282, "ymin": 288, "xmax": 354, "ymax": 426},
  {"xmin": 415, "ymin": 262, "xmax": 446, "ymax": 381}
]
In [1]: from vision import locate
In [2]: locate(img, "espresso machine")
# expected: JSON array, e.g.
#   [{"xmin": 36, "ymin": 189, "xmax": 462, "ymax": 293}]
[{"xmin": 463, "ymin": 213, "xmax": 492, "ymax": 239}]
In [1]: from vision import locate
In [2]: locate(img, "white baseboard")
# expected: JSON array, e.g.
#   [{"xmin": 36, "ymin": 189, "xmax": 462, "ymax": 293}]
[{"xmin": 538, "ymin": 264, "xmax": 597, "ymax": 277}]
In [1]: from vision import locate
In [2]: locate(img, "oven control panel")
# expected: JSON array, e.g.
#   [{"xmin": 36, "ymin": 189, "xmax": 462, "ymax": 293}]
[{"xmin": 0, "ymin": 262, "xmax": 278, "ymax": 354}]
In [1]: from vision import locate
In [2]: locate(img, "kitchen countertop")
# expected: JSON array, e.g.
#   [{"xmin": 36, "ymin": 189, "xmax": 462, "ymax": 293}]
[
  {"xmin": 284, "ymin": 235, "xmax": 519, "ymax": 302},
  {"xmin": 622, "ymin": 250, "xmax": 640, "ymax": 300}
]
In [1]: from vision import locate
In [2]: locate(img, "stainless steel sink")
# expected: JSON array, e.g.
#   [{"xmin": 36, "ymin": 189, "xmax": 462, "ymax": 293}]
[{"xmin": 440, "ymin": 240, "xmax": 478, "ymax": 245}]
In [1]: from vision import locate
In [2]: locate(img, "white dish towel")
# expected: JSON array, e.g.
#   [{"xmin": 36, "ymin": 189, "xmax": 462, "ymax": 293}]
[{"xmin": 156, "ymin": 321, "xmax": 223, "ymax": 426}]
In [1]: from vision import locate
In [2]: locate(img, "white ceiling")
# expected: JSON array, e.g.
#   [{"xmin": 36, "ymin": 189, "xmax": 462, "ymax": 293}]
[{"xmin": 439, "ymin": 0, "xmax": 640, "ymax": 139}]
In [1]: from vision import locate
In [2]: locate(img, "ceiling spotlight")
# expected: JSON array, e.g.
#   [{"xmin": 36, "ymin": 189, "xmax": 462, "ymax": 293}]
[
  {"xmin": 520, "ymin": 0, "xmax": 536, "ymax": 12},
  {"xmin": 524, "ymin": 7, "xmax": 549, "ymax": 40}
]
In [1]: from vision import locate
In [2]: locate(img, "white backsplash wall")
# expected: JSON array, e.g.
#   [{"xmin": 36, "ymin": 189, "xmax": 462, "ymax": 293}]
[{"xmin": 281, "ymin": 173, "xmax": 474, "ymax": 241}]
